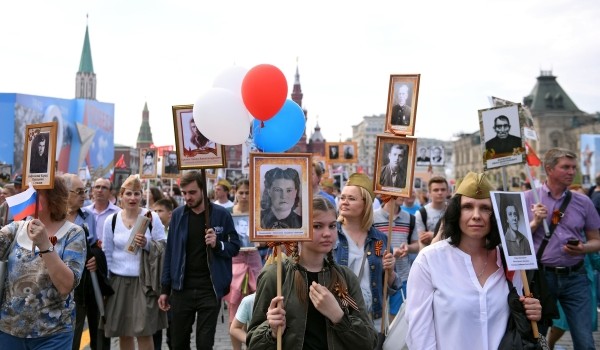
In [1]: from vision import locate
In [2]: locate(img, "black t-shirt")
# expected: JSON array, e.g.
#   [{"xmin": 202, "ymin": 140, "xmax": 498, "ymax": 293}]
[
  {"xmin": 303, "ymin": 271, "xmax": 328, "ymax": 350},
  {"xmin": 183, "ymin": 209, "xmax": 213, "ymax": 292}
]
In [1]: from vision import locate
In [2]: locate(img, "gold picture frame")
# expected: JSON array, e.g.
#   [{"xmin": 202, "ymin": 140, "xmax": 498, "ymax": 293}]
[
  {"xmin": 373, "ymin": 135, "xmax": 417, "ymax": 198},
  {"xmin": 249, "ymin": 152, "xmax": 313, "ymax": 242},
  {"xmin": 23, "ymin": 122, "xmax": 57, "ymax": 189},
  {"xmin": 385, "ymin": 74, "xmax": 421, "ymax": 136},
  {"xmin": 139, "ymin": 148, "xmax": 158, "ymax": 179},
  {"xmin": 172, "ymin": 104, "xmax": 226, "ymax": 169},
  {"xmin": 162, "ymin": 150, "xmax": 181, "ymax": 179},
  {"xmin": 326, "ymin": 142, "xmax": 357, "ymax": 164}
]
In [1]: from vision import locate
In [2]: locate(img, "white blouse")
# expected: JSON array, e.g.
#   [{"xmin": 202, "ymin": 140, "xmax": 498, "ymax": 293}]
[{"xmin": 406, "ymin": 240, "xmax": 519, "ymax": 350}]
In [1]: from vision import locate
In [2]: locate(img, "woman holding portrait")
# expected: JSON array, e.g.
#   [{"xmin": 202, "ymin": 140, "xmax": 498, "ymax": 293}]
[
  {"xmin": 247, "ymin": 196, "xmax": 377, "ymax": 349},
  {"xmin": 333, "ymin": 173, "xmax": 398, "ymax": 328},
  {"xmin": 406, "ymin": 172, "xmax": 542, "ymax": 349},
  {"xmin": 102, "ymin": 175, "xmax": 167, "ymax": 350},
  {"xmin": 0, "ymin": 177, "xmax": 86, "ymax": 348},
  {"xmin": 225, "ymin": 179, "xmax": 263, "ymax": 350},
  {"xmin": 260, "ymin": 167, "xmax": 302, "ymax": 229}
]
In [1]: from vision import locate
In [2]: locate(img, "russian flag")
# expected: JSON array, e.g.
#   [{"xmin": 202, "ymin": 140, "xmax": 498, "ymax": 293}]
[{"xmin": 6, "ymin": 185, "xmax": 37, "ymax": 221}]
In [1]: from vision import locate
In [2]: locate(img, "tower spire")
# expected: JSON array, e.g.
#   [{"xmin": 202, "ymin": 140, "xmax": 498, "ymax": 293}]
[
  {"xmin": 136, "ymin": 102, "xmax": 154, "ymax": 149},
  {"xmin": 75, "ymin": 19, "xmax": 97, "ymax": 100},
  {"xmin": 291, "ymin": 57, "xmax": 303, "ymax": 107}
]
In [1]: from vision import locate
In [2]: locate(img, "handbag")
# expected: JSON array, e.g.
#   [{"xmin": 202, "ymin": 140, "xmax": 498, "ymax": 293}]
[
  {"xmin": 0, "ymin": 224, "xmax": 20, "ymax": 300},
  {"xmin": 383, "ymin": 290, "xmax": 409, "ymax": 350}
]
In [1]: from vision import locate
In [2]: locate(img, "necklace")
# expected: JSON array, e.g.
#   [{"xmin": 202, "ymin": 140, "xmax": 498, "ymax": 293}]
[{"xmin": 477, "ymin": 250, "xmax": 490, "ymax": 278}]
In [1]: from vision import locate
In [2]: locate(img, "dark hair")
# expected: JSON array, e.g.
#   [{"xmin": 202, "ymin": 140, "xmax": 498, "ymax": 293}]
[
  {"xmin": 150, "ymin": 187, "xmax": 164, "ymax": 203},
  {"xmin": 172, "ymin": 185, "xmax": 182, "ymax": 196},
  {"xmin": 154, "ymin": 198, "xmax": 174, "ymax": 211},
  {"xmin": 40, "ymin": 177, "xmax": 68, "ymax": 222},
  {"xmin": 494, "ymin": 115, "xmax": 510, "ymax": 126},
  {"xmin": 236, "ymin": 179, "xmax": 250, "ymax": 189},
  {"xmin": 260, "ymin": 167, "xmax": 300, "ymax": 211},
  {"xmin": 294, "ymin": 195, "xmax": 346, "ymax": 306},
  {"xmin": 441, "ymin": 195, "xmax": 500, "ymax": 250},
  {"xmin": 180, "ymin": 171, "xmax": 205, "ymax": 192},
  {"xmin": 428, "ymin": 175, "xmax": 448, "ymax": 190},
  {"xmin": 33, "ymin": 133, "xmax": 49, "ymax": 155},
  {"xmin": 499, "ymin": 195, "xmax": 519, "ymax": 232},
  {"xmin": 145, "ymin": 150, "xmax": 154, "ymax": 158}
]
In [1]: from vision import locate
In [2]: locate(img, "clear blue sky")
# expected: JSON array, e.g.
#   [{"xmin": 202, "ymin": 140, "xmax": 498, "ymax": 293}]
[{"xmin": 1, "ymin": 0, "xmax": 599, "ymax": 148}]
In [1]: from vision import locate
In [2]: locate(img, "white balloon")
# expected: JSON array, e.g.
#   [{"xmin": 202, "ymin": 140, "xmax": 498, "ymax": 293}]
[
  {"xmin": 193, "ymin": 88, "xmax": 250, "ymax": 146},
  {"xmin": 213, "ymin": 65, "xmax": 248, "ymax": 98}
]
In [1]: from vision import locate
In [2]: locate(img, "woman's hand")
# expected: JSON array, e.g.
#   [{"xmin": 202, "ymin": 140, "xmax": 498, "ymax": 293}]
[
  {"xmin": 266, "ymin": 296, "xmax": 286, "ymax": 338},
  {"xmin": 382, "ymin": 250, "xmax": 395, "ymax": 272},
  {"xmin": 28, "ymin": 219, "xmax": 51, "ymax": 249},
  {"xmin": 521, "ymin": 296, "xmax": 542, "ymax": 322},
  {"xmin": 309, "ymin": 281, "xmax": 344, "ymax": 324},
  {"xmin": 134, "ymin": 231, "xmax": 147, "ymax": 248}
]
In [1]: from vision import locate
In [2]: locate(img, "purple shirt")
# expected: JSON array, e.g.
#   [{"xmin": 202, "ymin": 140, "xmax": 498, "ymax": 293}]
[{"xmin": 525, "ymin": 183, "xmax": 600, "ymax": 267}]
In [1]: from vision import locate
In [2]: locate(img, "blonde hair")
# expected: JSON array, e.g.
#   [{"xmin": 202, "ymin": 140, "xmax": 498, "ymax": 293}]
[{"xmin": 337, "ymin": 186, "xmax": 373, "ymax": 232}]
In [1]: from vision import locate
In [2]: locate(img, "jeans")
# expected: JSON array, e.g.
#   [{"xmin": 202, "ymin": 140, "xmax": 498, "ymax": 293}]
[
  {"xmin": 542, "ymin": 268, "xmax": 596, "ymax": 349},
  {"xmin": 0, "ymin": 330, "xmax": 73, "ymax": 350},
  {"xmin": 169, "ymin": 288, "xmax": 221, "ymax": 350}
]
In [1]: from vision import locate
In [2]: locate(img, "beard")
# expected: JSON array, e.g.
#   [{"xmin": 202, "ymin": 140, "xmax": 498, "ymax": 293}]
[{"xmin": 187, "ymin": 195, "xmax": 203, "ymax": 210}]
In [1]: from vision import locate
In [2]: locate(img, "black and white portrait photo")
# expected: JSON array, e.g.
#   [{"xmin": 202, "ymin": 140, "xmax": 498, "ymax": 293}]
[
  {"xmin": 232, "ymin": 214, "xmax": 253, "ymax": 248},
  {"xmin": 430, "ymin": 146, "xmax": 444, "ymax": 166},
  {"xmin": 416, "ymin": 147, "xmax": 430, "ymax": 166},
  {"xmin": 29, "ymin": 132, "xmax": 49, "ymax": 174},
  {"xmin": 479, "ymin": 104, "xmax": 525, "ymax": 170},
  {"xmin": 386, "ymin": 74, "xmax": 420, "ymax": 136}
]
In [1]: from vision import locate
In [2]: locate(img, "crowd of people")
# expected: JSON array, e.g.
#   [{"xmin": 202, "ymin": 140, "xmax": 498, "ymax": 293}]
[{"xmin": 0, "ymin": 146, "xmax": 598, "ymax": 349}]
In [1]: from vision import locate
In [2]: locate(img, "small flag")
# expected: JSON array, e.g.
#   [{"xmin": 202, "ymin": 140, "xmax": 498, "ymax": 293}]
[
  {"xmin": 5, "ymin": 184, "xmax": 37, "ymax": 221},
  {"xmin": 525, "ymin": 142, "xmax": 541, "ymax": 167},
  {"xmin": 115, "ymin": 154, "xmax": 127, "ymax": 169}
]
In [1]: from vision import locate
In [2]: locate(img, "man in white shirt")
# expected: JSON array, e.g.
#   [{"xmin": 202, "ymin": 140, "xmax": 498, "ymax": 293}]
[
  {"xmin": 213, "ymin": 179, "xmax": 234, "ymax": 209},
  {"xmin": 415, "ymin": 176, "xmax": 448, "ymax": 251},
  {"xmin": 85, "ymin": 178, "xmax": 121, "ymax": 241}
]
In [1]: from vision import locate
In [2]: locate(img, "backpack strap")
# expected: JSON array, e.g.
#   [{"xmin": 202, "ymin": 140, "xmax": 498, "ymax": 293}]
[
  {"xmin": 112, "ymin": 211, "xmax": 153, "ymax": 233},
  {"xmin": 419, "ymin": 206, "xmax": 427, "ymax": 229},
  {"xmin": 408, "ymin": 214, "xmax": 416, "ymax": 244},
  {"xmin": 536, "ymin": 190, "xmax": 571, "ymax": 261}
]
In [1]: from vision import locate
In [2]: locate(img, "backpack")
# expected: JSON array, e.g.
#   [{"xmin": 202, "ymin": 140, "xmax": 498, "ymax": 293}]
[
  {"xmin": 419, "ymin": 206, "xmax": 443, "ymax": 238},
  {"xmin": 406, "ymin": 214, "xmax": 416, "ymax": 245}
]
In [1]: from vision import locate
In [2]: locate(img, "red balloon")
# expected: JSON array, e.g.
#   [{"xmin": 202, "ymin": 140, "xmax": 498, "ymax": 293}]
[{"xmin": 241, "ymin": 64, "xmax": 288, "ymax": 121}]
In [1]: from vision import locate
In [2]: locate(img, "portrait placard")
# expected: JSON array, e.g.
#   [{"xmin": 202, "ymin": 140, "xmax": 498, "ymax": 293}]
[
  {"xmin": 23, "ymin": 122, "xmax": 57, "ymax": 189},
  {"xmin": 385, "ymin": 74, "xmax": 421, "ymax": 136},
  {"xmin": 429, "ymin": 145, "xmax": 445, "ymax": 166},
  {"xmin": 113, "ymin": 168, "xmax": 132, "ymax": 190},
  {"xmin": 479, "ymin": 104, "xmax": 525, "ymax": 170},
  {"xmin": 139, "ymin": 148, "xmax": 158, "ymax": 179},
  {"xmin": 326, "ymin": 142, "xmax": 357, "ymax": 164},
  {"xmin": 373, "ymin": 135, "xmax": 416, "ymax": 198},
  {"xmin": 162, "ymin": 150, "xmax": 181, "ymax": 178},
  {"xmin": 172, "ymin": 104, "xmax": 226, "ymax": 169},
  {"xmin": 491, "ymin": 191, "xmax": 537, "ymax": 270},
  {"xmin": 232, "ymin": 214, "xmax": 255, "ymax": 250},
  {"xmin": 225, "ymin": 168, "xmax": 244, "ymax": 186},
  {"xmin": 249, "ymin": 153, "xmax": 312, "ymax": 242}
]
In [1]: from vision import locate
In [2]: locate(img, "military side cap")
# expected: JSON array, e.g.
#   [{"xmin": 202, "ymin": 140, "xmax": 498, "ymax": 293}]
[
  {"xmin": 346, "ymin": 173, "xmax": 375, "ymax": 201},
  {"xmin": 455, "ymin": 172, "xmax": 494, "ymax": 199},
  {"xmin": 217, "ymin": 179, "xmax": 231, "ymax": 191},
  {"xmin": 321, "ymin": 178, "xmax": 335, "ymax": 189},
  {"xmin": 121, "ymin": 174, "xmax": 142, "ymax": 191}
]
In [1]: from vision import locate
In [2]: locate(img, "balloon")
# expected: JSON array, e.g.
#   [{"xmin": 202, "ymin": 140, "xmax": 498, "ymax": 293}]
[
  {"xmin": 213, "ymin": 65, "xmax": 248, "ymax": 98},
  {"xmin": 193, "ymin": 88, "xmax": 250, "ymax": 145},
  {"xmin": 252, "ymin": 99, "xmax": 305, "ymax": 152},
  {"xmin": 242, "ymin": 64, "xmax": 287, "ymax": 122}
]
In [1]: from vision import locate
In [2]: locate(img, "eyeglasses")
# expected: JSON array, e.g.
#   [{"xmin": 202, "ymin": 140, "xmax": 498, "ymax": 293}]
[
  {"xmin": 70, "ymin": 189, "xmax": 88, "ymax": 196},
  {"xmin": 340, "ymin": 195, "xmax": 362, "ymax": 203},
  {"xmin": 94, "ymin": 185, "xmax": 110, "ymax": 191}
]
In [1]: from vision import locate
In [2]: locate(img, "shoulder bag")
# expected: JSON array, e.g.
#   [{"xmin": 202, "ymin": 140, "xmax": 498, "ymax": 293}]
[{"xmin": 0, "ymin": 222, "xmax": 22, "ymax": 300}]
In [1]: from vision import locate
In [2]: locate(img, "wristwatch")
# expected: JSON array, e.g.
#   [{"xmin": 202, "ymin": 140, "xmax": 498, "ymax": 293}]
[{"xmin": 39, "ymin": 246, "xmax": 55, "ymax": 256}]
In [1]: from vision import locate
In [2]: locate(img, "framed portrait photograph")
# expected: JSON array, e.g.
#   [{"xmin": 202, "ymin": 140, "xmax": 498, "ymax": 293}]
[
  {"xmin": 172, "ymin": 104, "xmax": 226, "ymax": 169},
  {"xmin": 113, "ymin": 168, "xmax": 132, "ymax": 190},
  {"xmin": 23, "ymin": 122, "xmax": 57, "ymax": 189},
  {"xmin": 313, "ymin": 155, "xmax": 329, "ymax": 179},
  {"xmin": 385, "ymin": 74, "xmax": 421, "ymax": 136},
  {"xmin": 373, "ymin": 135, "xmax": 416, "ymax": 198},
  {"xmin": 162, "ymin": 150, "xmax": 181, "ymax": 178},
  {"xmin": 415, "ymin": 146, "xmax": 430, "ymax": 166},
  {"xmin": 249, "ymin": 153, "xmax": 313, "ymax": 242},
  {"xmin": 326, "ymin": 142, "xmax": 341, "ymax": 162},
  {"xmin": 479, "ymin": 104, "xmax": 525, "ymax": 170},
  {"xmin": 429, "ymin": 145, "xmax": 445, "ymax": 166},
  {"xmin": 139, "ymin": 148, "xmax": 158, "ymax": 179},
  {"xmin": 225, "ymin": 168, "xmax": 244, "ymax": 186},
  {"xmin": 232, "ymin": 214, "xmax": 255, "ymax": 251},
  {"xmin": 491, "ymin": 191, "xmax": 537, "ymax": 270}
]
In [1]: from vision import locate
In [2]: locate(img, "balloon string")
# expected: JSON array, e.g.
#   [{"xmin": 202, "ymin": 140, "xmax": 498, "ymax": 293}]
[{"xmin": 261, "ymin": 121, "xmax": 265, "ymax": 128}]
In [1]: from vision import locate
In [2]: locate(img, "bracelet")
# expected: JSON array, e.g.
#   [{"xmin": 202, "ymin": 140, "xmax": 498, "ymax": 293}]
[{"xmin": 39, "ymin": 246, "xmax": 55, "ymax": 256}]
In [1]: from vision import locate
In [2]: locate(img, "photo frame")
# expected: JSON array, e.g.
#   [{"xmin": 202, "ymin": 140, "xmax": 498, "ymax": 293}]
[
  {"xmin": 162, "ymin": 150, "xmax": 181, "ymax": 178},
  {"xmin": 479, "ymin": 104, "xmax": 525, "ymax": 170},
  {"xmin": 113, "ymin": 168, "xmax": 132, "ymax": 190},
  {"xmin": 139, "ymin": 148, "xmax": 158, "ymax": 179},
  {"xmin": 232, "ymin": 214, "xmax": 255, "ymax": 251},
  {"xmin": 385, "ymin": 74, "xmax": 421, "ymax": 136},
  {"xmin": 490, "ymin": 191, "xmax": 537, "ymax": 270},
  {"xmin": 23, "ymin": 122, "xmax": 57, "ymax": 189},
  {"xmin": 326, "ymin": 142, "xmax": 357, "ymax": 164},
  {"xmin": 172, "ymin": 104, "xmax": 226, "ymax": 169},
  {"xmin": 313, "ymin": 155, "xmax": 329, "ymax": 179},
  {"xmin": 249, "ymin": 153, "xmax": 313, "ymax": 242},
  {"xmin": 225, "ymin": 168, "xmax": 244, "ymax": 186},
  {"xmin": 373, "ymin": 135, "xmax": 416, "ymax": 198}
]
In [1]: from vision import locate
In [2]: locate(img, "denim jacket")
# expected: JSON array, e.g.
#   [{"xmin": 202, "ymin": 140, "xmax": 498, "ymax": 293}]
[{"xmin": 333, "ymin": 223, "xmax": 400, "ymax": 320}]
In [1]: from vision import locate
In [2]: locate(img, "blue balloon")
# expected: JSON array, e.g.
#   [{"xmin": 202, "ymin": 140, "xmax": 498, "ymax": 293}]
[{"xmin": 252, "ymin": 99, "xmax": 306, "ymax": 152}]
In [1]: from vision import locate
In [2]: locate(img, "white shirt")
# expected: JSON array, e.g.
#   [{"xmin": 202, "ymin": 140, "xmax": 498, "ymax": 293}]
[
  {"xmin": 213, "ymin": 199, "xmax": 234, "ymax": 209},
  {"xmin": 406, "ymin": 240, "xmax": 516, "ymax": 350}
]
